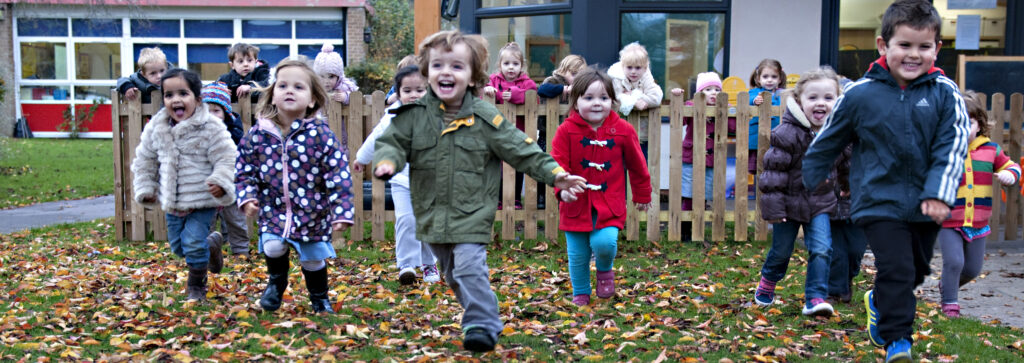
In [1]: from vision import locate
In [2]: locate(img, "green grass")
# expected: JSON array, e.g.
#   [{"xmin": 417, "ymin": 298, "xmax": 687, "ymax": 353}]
[
  {"xmin": 0, "ymin": 138, "xmax": 113, "ymax": 209},
  {"xmin": 0, "ymin": 220, "xmax": 1022, "ymax": 361}
]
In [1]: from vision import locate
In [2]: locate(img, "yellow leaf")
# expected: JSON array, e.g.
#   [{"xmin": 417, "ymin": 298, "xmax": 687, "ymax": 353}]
[
  {"xmin": 556, "ymin": 311, "xmax": 571, "ymax": 318},
  {"xmin": 660, "ymin": 291, "xmax": 672, "ymax": 298},
  {"xmin": 583, "ymin": 355, "xmax": 604, "ymax": 361},
  {"xmin": 236, "ymin": 310, "xmax": 250, "ymax": 319},
  {"xmin": 82, "ymin": 339, "xmax": 101, "ymax": 346},
  {"xmin": 379, "ymin": 321, "xmax": 390, "ymax": 331},
  {"xmin": 678, "ymin": 336, "xmax": 695, "ymax": 343},
  {"xmin": 501, "ymin": 326, "xmax": 516, "ymax": 336}
]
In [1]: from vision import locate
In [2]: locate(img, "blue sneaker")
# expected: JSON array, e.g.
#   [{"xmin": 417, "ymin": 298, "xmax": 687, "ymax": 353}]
[
  {"xmin": 754, "ymin": 277, "xmax": 776, "ymax": 307},
  {"xmin": 865, "ymin": 290, "xmax": 885, "ymax": 347},
  {"xmin": 885, "ymin": 338, "xmax": 912, "ymax": 363}
]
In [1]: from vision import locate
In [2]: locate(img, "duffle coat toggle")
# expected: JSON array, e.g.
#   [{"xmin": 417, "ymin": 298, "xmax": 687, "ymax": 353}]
[
  {"xmin": 584, "ymin": 182, "xmax": 608, "ymax": 191},
  {"xmin": 581, "ymin": 137, "xmax": 615, "ymax": 148},
  {"xmin": 581, "ymin": 159, "xmax": 611, "ymax": 171}
]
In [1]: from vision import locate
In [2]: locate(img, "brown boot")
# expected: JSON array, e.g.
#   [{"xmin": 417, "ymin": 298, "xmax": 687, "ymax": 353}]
[{"xmin": 186, "ymin": 267, "xmax": 208, "ymax": 301}]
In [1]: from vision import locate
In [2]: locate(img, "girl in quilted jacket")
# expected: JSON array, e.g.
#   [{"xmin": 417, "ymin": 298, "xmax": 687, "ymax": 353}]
[
  {"xmin": 131, "ymin": 68, "xmax": 238, "ymax": 302},
  {"xmin": 236, "ymin": 58, "xmax": 356, "ymax": 314},
  {"xmin": 552, "ymin": 68, "xmax": 653, "ymax": 307},
  {"xmin": 753, "ymin": 66, "xmax": 845, "ymax": 317}
]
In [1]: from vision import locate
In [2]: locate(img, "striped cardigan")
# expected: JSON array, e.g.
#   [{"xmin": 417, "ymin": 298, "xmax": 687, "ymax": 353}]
[{"xmin": 943, "ymin": 136, "xmax": 1021, "ymax": 229}]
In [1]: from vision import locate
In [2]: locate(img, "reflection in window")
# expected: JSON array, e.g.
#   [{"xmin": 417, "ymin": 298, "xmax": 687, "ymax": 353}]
[
  {"xmin": 20, "ymin": 42, "xmax": 68, "ymax": 80},
  {"xmin": 621, "ymin": 13, "xmax": 725, "ymax": 98},
  {"xmin": 480, "ymin": 14, "xmax": 572, "ymax": 83},
  {"xmin": 72, "ymin": 18, "xmax": 122, "ymax": 37},
  {"xmin": 20, "ymin": 86, "xmax": 71, "ymax": 101},
  {"xmin": 243, "ymin": 20, "xmax": 291, "ymax": 39},
  {"xmin": 187, "ymin": 44, "xmax": 232, "ymax": 80},
  {"xmin": 131, "ymin": 19, "xmax": 180, "ymax": 38},
  {"xmin": 296, "ymin": 21, "xmax": 344, "ymax": 39},
  {"xmin": 75, "ymin": 86, "xmax": 113, "ymax": 103},
  {"xmin": 481, "ymin": 0, "xmax": 567, "ymax": 8},
  {"xmin": 17, "ymin": 18, "xmax": 68, "ymax": 37},
  {"xmin": 75, "ymin": 43, "xmax": 121, "ymax": 80},
  {"xmin": 255, "ymin": 44, "xmax": 290, "ymax": 66},
  {"xmin": 185, "ymin": 20, "xmax": 233, "ymax": 38}
]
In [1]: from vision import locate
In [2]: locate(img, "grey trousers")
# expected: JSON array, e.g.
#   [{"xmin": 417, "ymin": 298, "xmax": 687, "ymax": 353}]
[
  {"xmin": 213, "ymin": 205, "xmax": 250, "ymax": 254},
  {"xmin": 938, "ymin": 228, "xmax": 987, "ymax": 304},
  {"xmin": 428, "ymin": 243, "xmax": 502, "ymax": 341}
]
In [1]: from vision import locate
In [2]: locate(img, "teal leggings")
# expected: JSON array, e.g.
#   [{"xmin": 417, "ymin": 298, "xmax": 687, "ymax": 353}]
[{"xmin": 566, "ymin": 227, "xmax": 619, "ymax": 296}]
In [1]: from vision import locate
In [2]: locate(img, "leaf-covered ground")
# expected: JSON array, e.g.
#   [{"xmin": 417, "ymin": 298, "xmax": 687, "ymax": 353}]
[
  {"xmin": 1, "ymin": 220, "xmax": 1022, "ymax": 362},
  {"xmin": 0, "ymin": 138, "xmax": 113, "ymax": 209}
]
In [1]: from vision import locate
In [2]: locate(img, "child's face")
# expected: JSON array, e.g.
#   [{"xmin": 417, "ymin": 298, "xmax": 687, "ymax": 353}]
[
  {"xmin": 320, "ymin": 73, "xmax": 339, "ymax": 90},
  {"xmin": 141, "ymin": 62, "xmax": 166, "ymax": 86},
  {"xmin": 162, "ymin": 76, "xmax": 199, "ymax": 123},
  {"xmin": 206, "ymin": 103, "xmax": 226, "ymax": 121},
  {"xmin": 398, "ymin": 73, "xmax": 428, "ymax": 104},
  {"xmin": 624, "ymin": 64, "xmax": 645, "ymax": 83},
  {"xmin": 564, "ymin": 72, "xmax": 575, "ymax": 86},
  {"xmin": 271, "ymin": 66, "xmax": 315, "ymax": 122},
  {"xmin": 701, "ymin": 86, "xmax": 721, "ymax": 106},
  {"xmin": 499, "ymin": 53, "xmax": 522, "ymax": 81},
  {"xmin": 876, "ymin": 25, "xmax": 940, "ymax": 87},
  {"xmin": 969, "ymin": 118, "xmax": 980, "ymax": 143},
  {"xmin": 758, "ymin": 68, "xmax": 781, "ymax": 90},
  {"xmin": 427, "ymin": 42, "xmax": 474, "ymax": 109},
  {"xmin": 798, "ymin": 79, "xmax": 839, "ymax": 128},
  {"xmin": 575, "ymin": 80, "xmax": 612, "ymax": 125},
  {"xmin": 231, "ymin": 53, "xmax": 258, "ymax": 77}
]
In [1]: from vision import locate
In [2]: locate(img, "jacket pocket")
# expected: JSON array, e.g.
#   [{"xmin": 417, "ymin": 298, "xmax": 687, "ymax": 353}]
[
  {"xmin": 454, "ymin": 136, "xmax": 488, "ymax": 173},
  {"xmin": 410, "ymin": 136, "xmax": 438, "ymax": 167},
  {"xmin": 409, "ymin": 169, "xmax": 436, "ymax": 216},
  {"xmin": 453, "ymin": 170, "xmax": 484, "ymax": 214}
]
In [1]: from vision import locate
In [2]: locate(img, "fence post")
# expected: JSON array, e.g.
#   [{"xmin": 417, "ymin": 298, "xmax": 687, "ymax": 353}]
[
  {"xmin": 711, "ymin": 93, "xmax": 729, "ymax": 242},
  {"xmin": 523, "ymin": 92, "xmax": 540, "ymax": 240},
  {"xmin": 646, "ymin": 101, "xmax": 665, "ymax": 242},
  {"xmin": 753, "ymin": 91, "xmax": 773, "ymax": 241},
  {"xmin": 1007, "ymin": 93, "xmax": 1024, "ymax": 240},
  {"xmin": 667, "ymin": 93, "xmax": 685, "ymax": 241},
  {"xmin": 734, "ymin": 92, "xmax": 751, "ymax": 242},
  {"xmin": 111, "ymin": 90, "xmax": 126, "ymax": 241},
  {"xmin": 368, "ymin": 91, "xmax": 387, "ymax": 242},
  {"xmin": 544, "ymin": 98, "xmax": 561, "ymax": 242}
]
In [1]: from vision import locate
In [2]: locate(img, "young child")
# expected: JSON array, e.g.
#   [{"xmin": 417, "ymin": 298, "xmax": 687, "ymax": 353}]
[
  {"xmin": 235, "ymin": 58, "xmax": 355, "ymax": 314},
  {"xmin": 372, "ymin": 30, "xmax": 586, "ymax": 352},
  {"xmin": 352, "ymin": 65, "xmax": 439, "ymax": 285},
  {"xmin": 608, "ymin": 42, "xmax": 663, "ymax": 115},
  {"xmin": 117, "ymin": 47, "xmax": 167, "ymax": 103},
  {"xmin": 483, "ymin": 42, "xmax": 537, "ymax": 105},
  {"xmin": 803, "ymin": 1, "xmax": 971, "ymax": 361},
  {"xmin": 747, "ymin": 58, "xmax": 786, "ymax": 174},
  {"xmin": 938, "ymin": 90, "xmax": 1020, "ymax": 318},
  {"xmin": 200, "ymin": 82, "xmax": 249, "ymax": 261},
  {"xmin": 538, "ymin": 54, "xmax": 586, "ymax": 100},
  {"xmin": 386, "ymin": 55, "xmax": 420, "ymax": 105},
  {"xmin": 314, "ymin": 43, "xmax": 359, "ymax": 105},
  {"xmin": 217, "ymin": 43, "xmax": 270, "ymax": 103},
  {"xmin": 680, "ymin": 72, "xmax": 735, "ymax": 241},
  {"xmin": 130, "ymin": 68, "xmax": 238, "ymax": 301},
  {"xmin": 827, "ymin": 147, "xmax": 866, "ymax": 304},
  {"xmin": 754, "ymin": 66, "xmax": 845, "ymax": 318},
  {"xmin": 551, "ymin": 68, "xmax": 652, "ymax": 306}
]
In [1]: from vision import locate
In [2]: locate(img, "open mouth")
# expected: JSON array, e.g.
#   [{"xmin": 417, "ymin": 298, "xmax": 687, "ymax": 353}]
[
  {"xmin": 437, "ymin": 80, "xmax": 455, "ymax": 94},
  {"xmin": 172, "ymin": 106, "xmax": 186, "ymax": 119},
  {"xmin": 812, "ymin": 110, "xmax": 828, "ymax": 121}
]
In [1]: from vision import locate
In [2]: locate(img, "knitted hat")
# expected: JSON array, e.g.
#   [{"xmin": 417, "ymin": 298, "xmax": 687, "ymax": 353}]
[
  {"xmin": 313, "ymin": 43, "xmax": 346, "ymax": 86},
  {"xmin": 201, "ymin": 81, "xmax": 232, "ymax": 115},
  {"xmin": 695, "ymin": 72, "xmax": 723, "ymax": 93}
]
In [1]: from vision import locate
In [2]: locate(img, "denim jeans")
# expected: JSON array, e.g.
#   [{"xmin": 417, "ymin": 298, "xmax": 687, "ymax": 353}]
[
  {"xmin": 166, "ymin": 208, "xmax": 217, "ymax": 269},
  {"xmin": 565, "ymin": 227, "xmax": 620, "ymax": 296},
  {"xmin": 828, "ymin": 219, "xmax": 868, "ymax": 296},
  {"xmin": 760, "ymin": 213, "xmax": 832, "ymax": 300}
]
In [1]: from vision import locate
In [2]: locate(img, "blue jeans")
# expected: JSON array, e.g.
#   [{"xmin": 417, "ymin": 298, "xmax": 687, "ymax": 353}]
[
  {"xmin": 760, "ymin": 213, "xmax": 832, "ymax": 300},
  {"xmin": 828, "ymin": 219, "xmax": 867, "ymax": 296},
  {"xmin": 566, "ymin": 227, "xmax": 619, "ymax": 296},
  {"xmin": 166, "ymin": 208, "xmax": 217, "ymax": 269}
]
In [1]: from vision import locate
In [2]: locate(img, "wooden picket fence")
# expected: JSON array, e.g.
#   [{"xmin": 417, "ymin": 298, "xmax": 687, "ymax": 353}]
[{"xmin": 111, "ymin": 89, "xmax": 1024, "ymax": 243}]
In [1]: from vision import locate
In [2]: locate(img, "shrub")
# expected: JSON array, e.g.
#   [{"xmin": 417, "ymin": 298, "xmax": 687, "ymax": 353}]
[
  {"xmin": 59, "ymin": 100, "xmax": 101, "ymax": 139},
  {"xmin": 347, "ymin": 60, "xmax": 394, "ymax": 96}
]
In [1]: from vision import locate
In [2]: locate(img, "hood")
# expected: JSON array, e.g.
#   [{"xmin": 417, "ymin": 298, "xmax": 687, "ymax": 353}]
[{"xmin": 783, "ymin": 96, "xmax": 811, "ymax": 129}]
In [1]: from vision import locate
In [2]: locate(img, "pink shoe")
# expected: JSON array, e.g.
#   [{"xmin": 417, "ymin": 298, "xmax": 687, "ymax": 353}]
[
  {"xmin": 942, "ymin": 303, "xmax": 960, "ymax": 318},
  {"xmin": 596, "ymin": 270, "xmax": 615, "ymax": 298},
  {"xmin": 572, "ymin": 294, "xmax": 591, "ymax": 306}
]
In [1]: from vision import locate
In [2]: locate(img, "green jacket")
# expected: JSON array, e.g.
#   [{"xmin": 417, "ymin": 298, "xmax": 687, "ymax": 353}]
[{"xmin": 374, "ymin": 90, "xmax": 565, "ymax": 243}]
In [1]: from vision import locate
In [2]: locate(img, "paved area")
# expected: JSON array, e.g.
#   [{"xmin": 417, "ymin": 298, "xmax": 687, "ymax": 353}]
[{"xmin": 0, "ymin": 195, "xmax": 115, "ymax": 234}]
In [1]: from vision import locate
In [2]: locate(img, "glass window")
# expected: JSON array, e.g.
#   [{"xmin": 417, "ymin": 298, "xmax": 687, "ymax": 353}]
[
  {"xmin": 187, "ymin": 44, "xmax": 232, "ymax": 80},
  {"xmin": 299, "ymin": 43, "xmax": 344, "ymax": 61},
  {"xmin": 256, "ymin": 44, "xmax": 290, "ymax": 67},
  {"xmin": 131, "ymin": 19, "xmax": 180, "ymax": 38},
  {"xmin": 133, "ymin": 44, "xmax": 179, "ymax": 67},
  {"xmin": 480, "ymin": 14, "xmax": 572, "ymax": 83},
  {"xmin": 72, "ymin": 19, "xmax": 122, "ymax": 37},
  {"xmin": 20, "ymin": 85, "xmax": 71, "ymax": 101},
  {"xmin": 296, "ymin": 21, "xmax": 344, "ymax": 39},
  {"xmin": 185, "ymin": 20, "xmax": 233, "ymax": 38},
  {"xmin": 620, "ymin": 12, "xmax": 726, "ymax": 98},
  {"xmin": 625, "ymin": 0, "xmax": 721, "ymax": 2},
  {"xmin": 243, "ymin": 20, "xmax": 291, "ymax": 39},
  {"xmin": 17, "ymin": 18, "xmax": 68, "ymax": 37},
  {"xmin": 75, "ymin": 43, "xmax": 121, "ymax": 80},
  {"xmin": 75, "ymin": 86, "xmax": 113, "ymax": 103},
  {"xmin": 20, "ymin": 42, "xmax": 68, "ymax": 80},
  {"xmin": 481, "ymin": 0, "xmax": 567, "ymax": 8}
]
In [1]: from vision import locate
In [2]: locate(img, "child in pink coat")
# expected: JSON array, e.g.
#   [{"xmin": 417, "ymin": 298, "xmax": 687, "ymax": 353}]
[{"xmin": 483, "ymin": 42, "xmax": 537, "ymax": 105}]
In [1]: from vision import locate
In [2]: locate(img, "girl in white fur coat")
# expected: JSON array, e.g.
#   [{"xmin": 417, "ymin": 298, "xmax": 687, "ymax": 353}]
[{"xmin": 131, "ymin": 69, "xmax": 238, "ymax": 302}]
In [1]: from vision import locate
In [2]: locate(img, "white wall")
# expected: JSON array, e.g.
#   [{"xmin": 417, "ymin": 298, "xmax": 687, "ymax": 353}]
[{"xmin": 729, "ymin": 0, "xmax": 823, "ymax": 83}]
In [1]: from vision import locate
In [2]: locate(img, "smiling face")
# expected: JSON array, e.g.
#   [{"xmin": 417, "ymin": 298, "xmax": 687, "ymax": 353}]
[
  {"xmin": 499, "ymin": 52, "xmax": 523, "ymax": 81},
  {"xmin": 798, "ymin": 79, "xmax": 839, "ymax": 129},
  {"xmin": 624, "ymin": 64, "xmax": 645, "ymax": 83},
  {"xmin": 271, "ymin": 66, "xmax": 316, "ymax": 124},
  {"xmin": 758, "ymin": 67, "xmax": 781, "ymax": 91},
  {"xmin": 319, "ymin": 73, "xmax": 339, "ymax": 90},
  {"xmin": 162, "ymin": 76, "xmax": 199, "ymax": 123},
  {"xmin": 575, "ymin": 80, "xmax": 613, "ymax": 127},
  {"xmin": 877, "ymin": 25, "xmax": 940, "ymax": 87},
  {"xmin": 398, "ymin": 73, "xmax": 428, "ymax": 104},
  {"xmin": 427, "ymin": 42, "xmax": 474, "ymax": 109},
  {"xmin": 141, "ymin": 62, "xmax": 166, "ymax": 86},
  {"xmin": 701, "ymin": 86, "xmax": 721, "ymax": 106},
  {"xmin": 230, "ymin": 53, "xmax": 257, "ymax": 77}
]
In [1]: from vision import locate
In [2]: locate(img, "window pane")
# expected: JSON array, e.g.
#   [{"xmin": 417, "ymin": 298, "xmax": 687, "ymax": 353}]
[
  {"xmin": 481, "ymin": 0, "xmax": 567, "ymax": 8},
  {"xmin": 243, "ymin": 20, "xmax": 291, "ymax": 39},
  {"xmin": 20, "ymin": 42, "xmax": 68, "ymax": 80},
  {"xmin": 625, "ymin": 0, "xmax": 721, "ymax": 2},
  {"xmin": 75, "ymin": 86, "xmax": 113, "ymax": 103},
  {"xmin": 17, "ymin": 18, "xmax": 68, "ymax": 37},
  {"xmin": 133, "ymin": 44, "xmax": 179, "ymax": 67},
  {"xmin": 185, "ymin": 20, "xmax": 233, "ymax": 38},
  {"xmin": 299, "ymin": 44, "xmax": 343, "ymax": 61},
  {"xmin": 72, "ymin": 19, "xmax": 122, "ymax": 37},
  {"xmin": 620, "ymin": 13, "xmax": 725, "ymax": 98},
  {"xmin": 75, "ymin": 43, "xmax": 121, "ymax": 80},
  {"xmin": 255, "ymin": 44, "xmax": 289, "ymax": 67},
  {"xmin": 296, "ymin": 20, "xmax": 344, "ymax": 39},
  {"xmin": 187, "ymin": 44, "xmax": 231, "ymax": 80},
  {"xmin": 131, "ymin": 19, "xmax": 180, "ymax": 38},
  {"xmin": 20, "ymin": 86, "xmax": 71, "ymax": 101},
  {"xmin": 480, "ymin": 14, "xmax": 572, "ymax": 83}
]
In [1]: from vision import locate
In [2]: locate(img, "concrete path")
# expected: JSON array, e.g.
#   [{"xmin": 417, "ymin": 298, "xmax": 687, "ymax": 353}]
[{"xmin": 0, "ymin": 195, "xmax": 115, "ymax": 234}]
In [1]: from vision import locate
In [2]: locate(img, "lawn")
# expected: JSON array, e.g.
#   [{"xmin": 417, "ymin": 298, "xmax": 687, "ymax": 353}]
[
  {"xmin": 0, "ymin": 138, "xmax": 113, "ymax": 209},
  {"xmin": 1, "ymin": 220, "xmax": 1022, "ymax": 361}
]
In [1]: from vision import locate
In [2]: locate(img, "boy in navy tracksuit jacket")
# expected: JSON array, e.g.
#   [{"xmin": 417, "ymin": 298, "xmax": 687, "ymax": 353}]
[{"xmin": 802, "ymin": 1, "xmax": 970, "ymax": 361}]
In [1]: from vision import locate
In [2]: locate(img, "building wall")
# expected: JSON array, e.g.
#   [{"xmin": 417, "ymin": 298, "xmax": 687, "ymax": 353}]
[
  {"xmin": 729, "ymin": 0, "xmax": 822, "ymax": 83},
  {"xmin": 346, "ymin": 6, "xmax": 366, "ymax": 65},
  {"xmin": 1, "ymin": 4, "xmax": 15, "ymax": 137}
]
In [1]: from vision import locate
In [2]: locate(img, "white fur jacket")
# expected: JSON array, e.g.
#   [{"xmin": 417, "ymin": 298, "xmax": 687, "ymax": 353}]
[
  {"xmin": 608, "ymin": 61, "xmax": 664, "ymax": 115},
  {"xmin": 131, "ymin": 103, "xmax": 238, "ymax": 212}
]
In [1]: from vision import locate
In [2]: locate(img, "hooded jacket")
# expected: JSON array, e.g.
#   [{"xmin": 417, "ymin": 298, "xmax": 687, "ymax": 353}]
[
  {"xmin": 116, "ymin": 70, "xmax": 161, "ymax": 104},
  {"xmin": 217, "ymin": 59, "xmax": 271, "ymax": 103},
  {"xmin": 608, "ymin": 61, "xmax": 663, "ymax": 115},
  {"xmin": 488, "ymin": 72, "xmax": 538, "ymax": 105},
  {"xmin": 803, "ymin": 56, "xmax": 971, "ymax": 224}
]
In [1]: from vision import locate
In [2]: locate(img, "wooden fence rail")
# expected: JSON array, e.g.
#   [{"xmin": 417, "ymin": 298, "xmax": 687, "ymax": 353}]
[{"xmin": 112, "ymin": 89, "xmax": 1024, "ymax": 243}]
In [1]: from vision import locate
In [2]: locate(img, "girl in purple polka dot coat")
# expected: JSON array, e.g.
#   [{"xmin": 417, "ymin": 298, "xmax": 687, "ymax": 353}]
[{"xmin": 235, "ymin": 58, "xmax": 355, "ymax": 314}]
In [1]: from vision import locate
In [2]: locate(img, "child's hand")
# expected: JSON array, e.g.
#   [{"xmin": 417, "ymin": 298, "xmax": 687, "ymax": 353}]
[
  {"xmin": 996, "ymin": 170, "xmax": 1017, "ymax": 186},
  {"xmin": 386, "ymin": 92, "xmax": 399, "ymax": 105},
  {"xmin": 920, "ymin": 199, "xmax": 951, "ymax": 224},
  {"xmin": 553, "ymin": 172, "xmax": 587, "ymax": 192},
  {"xmin": 559, "ymin": 189, "xmax": 579, "ymax": 202},
  {"xmin": 670, "ymin": 88, "xmax": 684, "ymax": 97},
  {"xmin": 207, "ymin": 183, "xmax": 225, "ymax": 198},
  {"xmin": 242, "ymin": 201, "xmax": 259, "ymax": 218},
  {"xmin": 237, "ymin": 85, "xmax": 251, "ymax": 97},
  {"xmin": 635, "ymin": 99, "xmax": 648, "ymax": 110},
  {"xmin": 374, "ymin": 163, "xmax": 395, "ymax": 178},
  {"xmin": 562, "ymin": 85, "xmax": 572, "ymax": 95},
  {"xmin": 502, "ymin": 90, "xmax": 512, "ymax": 102},
  {"xmin": 124, "ymin": 87, "xmax": 139, "ymax": 101},
  {"xmin": 483, "ymin": 86, "xmax": 497, "ymax": 97},
  {"xmin": 333, "ymin": 222, "xmax": 351, "ymax": 232},
  {"xmin": 753, "ymin": 95, "xmax": 764, "ymax": 105},
  {"xmin": 840, "ymin": 190, "xmax": 850, "ymax": 198},
  {"xmin": 765, "ymin": 218, "xmax": 786, "ymax": 224},
  {"xmin": 140, "ymin": 194, "xmax": 156, "ymax": 204},
  {"xmin": 635, "ymin": 201, "xmax": 653, "ymax": 211},
  {"xmin": 352, "ymin": 162, "xmax": 365, "ymax": 173},
  {"xmin": 331, "ymin": 92, "xmax": 349, "ymax": 104}
]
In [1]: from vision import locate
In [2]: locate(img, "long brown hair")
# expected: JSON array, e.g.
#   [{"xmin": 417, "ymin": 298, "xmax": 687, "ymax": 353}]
[
  {"xmin": 255, "ymin": 57, "xmax": 328, "ymax": 121},
  {"xmin": 568, "ymin": 67, "xmax": 618, "ymax": 113}
]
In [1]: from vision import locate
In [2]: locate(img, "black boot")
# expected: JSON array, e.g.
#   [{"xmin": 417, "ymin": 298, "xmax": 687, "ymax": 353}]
[
  {"xmin": 186, "ymin": 267, "xmax": 208, "ymax": 301},
  {"xmin": 260, "ymin": 252, "xmax": 290, "ymax": 311},
  {"xmin": 302, "ymin": 267, "xmax": 335, "ymax": 313}
]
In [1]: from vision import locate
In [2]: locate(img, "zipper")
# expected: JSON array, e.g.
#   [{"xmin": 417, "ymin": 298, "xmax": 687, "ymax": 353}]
[{"xmin": 279, "ymin": 123, "xmax": 296, "ymax": 238}]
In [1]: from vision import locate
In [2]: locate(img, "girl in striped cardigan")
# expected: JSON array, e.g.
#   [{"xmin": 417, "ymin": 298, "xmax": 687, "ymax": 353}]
[{"xmin": 938, "ymin": 90, "xmax": 1021, "ymax": 318}]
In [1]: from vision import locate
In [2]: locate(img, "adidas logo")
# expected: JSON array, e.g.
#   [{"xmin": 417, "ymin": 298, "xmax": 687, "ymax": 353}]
[{"xmin": 916, "ymin": 98, "xmax": 930, "ymax": 107}]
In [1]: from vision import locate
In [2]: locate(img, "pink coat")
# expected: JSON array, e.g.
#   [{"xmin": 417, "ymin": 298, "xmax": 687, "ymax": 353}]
[{"xmin": 488, "ymin": 72, "xmax": 537, "ymax": 104}]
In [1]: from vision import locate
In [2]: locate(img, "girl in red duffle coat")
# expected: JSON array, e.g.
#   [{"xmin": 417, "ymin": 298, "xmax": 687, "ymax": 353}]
[{"xmin": 552, "ymin": 68, "xmax": 653, "ymax": 307}]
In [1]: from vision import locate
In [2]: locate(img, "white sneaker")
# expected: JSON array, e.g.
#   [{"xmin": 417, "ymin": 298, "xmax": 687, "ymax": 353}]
[
  {"xmin": 422, "ymin": 264, "xmax": 440, "ymax": 283},
  {"xmin": 398, "ymin": 266, "xmax": 417, "ymax": 285}
]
